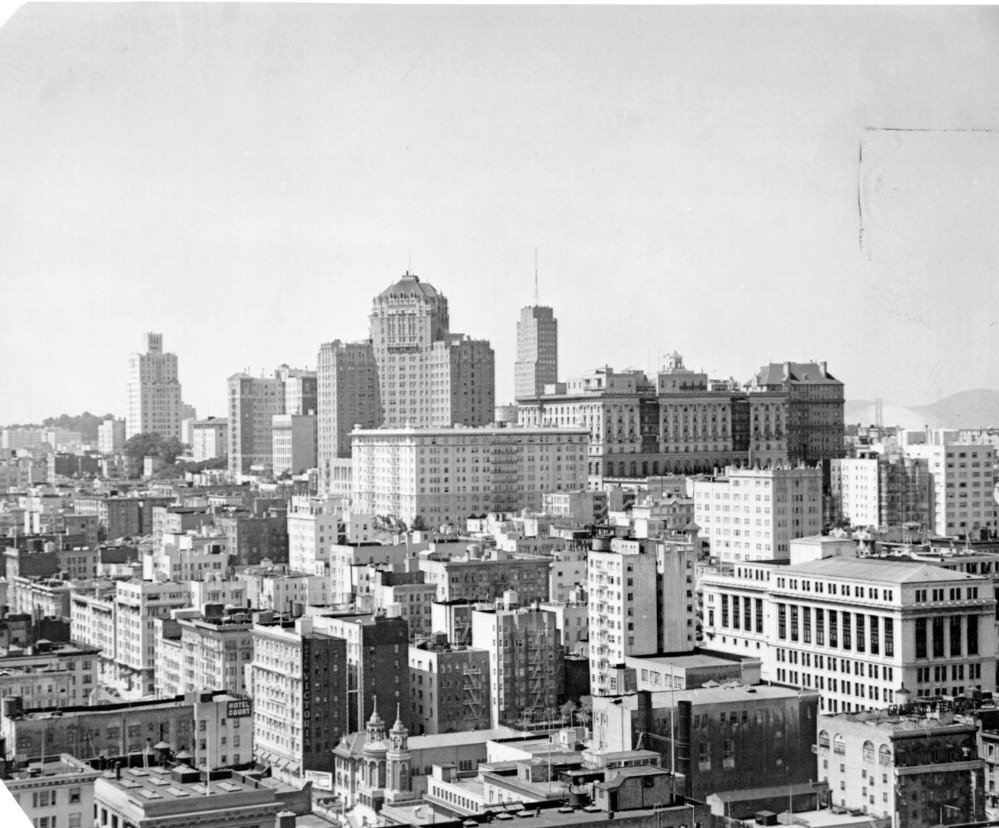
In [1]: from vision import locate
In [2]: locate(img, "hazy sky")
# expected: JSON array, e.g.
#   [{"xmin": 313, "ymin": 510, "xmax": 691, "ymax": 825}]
[{"xmin": 3, "ymin": 4, "xmax": 999, "ymax": 424}]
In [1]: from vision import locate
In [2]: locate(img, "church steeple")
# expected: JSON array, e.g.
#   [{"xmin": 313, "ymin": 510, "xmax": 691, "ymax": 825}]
[{"xmin": 365, "ymin": 696, "xmax": 386, "ymax": 743}]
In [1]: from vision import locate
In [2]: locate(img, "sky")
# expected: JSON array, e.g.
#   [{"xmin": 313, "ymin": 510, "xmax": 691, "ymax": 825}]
[{"xmin": 3, "ymin": 4, "xmax": 999, "ymax": 424}]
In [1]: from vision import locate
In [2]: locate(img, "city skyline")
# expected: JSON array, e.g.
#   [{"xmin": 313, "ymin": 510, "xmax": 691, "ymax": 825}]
[{"xmin": 4, "ymin": 5, "xmax": 999, "ymax": 424}]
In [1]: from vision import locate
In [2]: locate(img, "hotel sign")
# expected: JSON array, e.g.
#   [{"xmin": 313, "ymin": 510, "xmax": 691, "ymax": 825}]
[{"xmin": 227, "ymin": 699, "xmax": 252, "ymax": 718}]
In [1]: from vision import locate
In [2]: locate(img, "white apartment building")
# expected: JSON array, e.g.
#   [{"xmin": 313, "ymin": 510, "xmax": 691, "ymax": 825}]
[
  {"xmin": 588, "ymin": 535, "xmax": 700, "ymax": 696},
  {"xmin": 142, "ymin": 530, "xmax": 229, "ymax": 582},
  {"xmin": 156, "ymin": 613, "xmax": 254, "ymax": 698},
  {"xmin": 236, "ymin": 568, "xmax": 329, "ymax": 612},
  {"xmin": 830, "ymin": 457, "xmax": 881, "ymax": 528},
  {"xmin": 702, "ymin": 554, "xmax": 997, "ymax": 714},
  {"xmin": 271, "ymin": 413, "xmax": 317, "ymax": 476},
  {"xmin": 351, "ymin": 424, "xmax": 588, "ymax": 528},
  {"xmin": 902, "ymin": 430, "xmax": 997, "ymax": 538},
  {"xmin": 97, "ymin": 418, "xmax": 126, "ymax": 454},
  {"xmin": 126, "ymin": 332, "xmax": 183, "ymax": 440},
  {"xmin": 287, "ymin": 495, "xmax": 343, "ymax": 574},
  {"xmin": 191, "ymin": 417, "xmax": 228, "ymax": 461},
  {"xmin": 322, "ymin": 541, "xmax": 412, "ymax": 604},
  {"xmin": 514, "ymin": 305, "xmax": 558, "ymax": 401},
  {"xmin": 693, "ymin": 464, "xmax": 823, "ymax": 562},
  {"xmin": 113, "ymin": 579, "xmax": 190, "ymax": 697}
]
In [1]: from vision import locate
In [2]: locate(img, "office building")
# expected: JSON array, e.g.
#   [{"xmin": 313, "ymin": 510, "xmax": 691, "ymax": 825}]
[
  {"xmin": 271, "ymin": 413, "xmax": 317, "ymax": 476},
  {"xmin": 351, "ymin": 424, "xmax": 588, "ymax": 527},
  {"xmin": 126, "ymin": 333, "xmax": 183, "ymax": 440},
  {"xmin": 514, "ymin": 305, "xmax": 558, "ymax": 401},
  {"xmin": 369, "ymin": 272, "xmax": 495, "ymax": 428},
  {"xmin": 701, "ymin": 553, "xmax": 998, "ymax": 713}
]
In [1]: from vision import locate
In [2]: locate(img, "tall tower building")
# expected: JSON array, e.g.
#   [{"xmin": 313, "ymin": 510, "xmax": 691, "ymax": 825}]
[
  {"xmin": 316, "ymin": 340, "xmax": 381, "ymax": 494},
  {"xmin": 369, "ymin": 272, "xmax": 494, "ymax": 428},
  {"xmin": 514, "ymin": 305, "xmax": 558, "ymax": 401},
  {"xmin": 227, "ymin": 373, "xmax": 285, "ymax": 478},
  {"xmin": 125, "ymin": 333, "xmax": 182, "ymax": 440}
]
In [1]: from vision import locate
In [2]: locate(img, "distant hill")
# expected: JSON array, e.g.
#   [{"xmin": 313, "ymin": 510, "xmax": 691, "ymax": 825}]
[
  {"xmin": 912, "ymin": 389, "xmax": 999, "ymax": 430},
  {"xmin": 5, "ymin": 412, "xmax": 115, "ymax": 442},
  {"xmin": 846, "ymin": 389, "xmax": 999, "ymax": 431}
]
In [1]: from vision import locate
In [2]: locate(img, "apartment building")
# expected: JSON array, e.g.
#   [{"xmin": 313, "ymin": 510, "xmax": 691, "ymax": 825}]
[
  {"xmin": 312, "ymin": 614, "xmax": 411, "ymax": 734},
  {"xmin": 97, "ymin": 418, "xmax": 126, "ymax": 454},
  {"xmin": 0, "ymin": 640, "xmax": 99, "ymax": 708},
  {"xmin": 419, "ymin": 549, "xmax": 552, "ymax": 605},
  {"xmin": 588, "ymin": 534, "xmax": 700, "ymax": 696},
  {"xmin": 830, "ymin": 453, "xmax": 931, "ymax": 530},
  {"xmin": 4, "ymin": 754, "xmax": 100, "ymax": 828},
  {"xmin": 247, "ymin": 615, "xmax": 347, "ymax": 785},
  {"xmin": 903, "ymin": 430, "xmax": 998, "ymax": 539},
  {"xmin": 409, "ymin": 639, "xmax": 492, "ymax": 735},
  {"xmin": 818, "ymin": 707, "xmax": 984, "ymax": 826},
  {"xmin": 351, "ymin": 424, "xmax": 588, "ymax": 527},
  {"xmin": 316, "ymin": 339, "xmax": 382, "ymax": 493},
  {"xmin": 142, "ymin": 530, "xmax": 228, "ymax": 582},
  {"xmin": 287, "ymin": 495, "xmax": 343, "ymax": 573},
  {"xmin": 693, "ymin": 464, "xmax": 823, "ymax": 562},
  {"xmin": 470, "ymin": 602, "xmax": 562, "ymax": 728},
  {"xmin": 155, "ymin": 611, "xmax": 254, "ymax": 698},
  {"xmin": 191, "ymin": 417, "xmax": 228, "ymax": 461}
]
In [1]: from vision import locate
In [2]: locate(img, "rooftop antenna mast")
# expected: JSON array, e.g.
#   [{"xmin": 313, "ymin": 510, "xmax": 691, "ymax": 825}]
[{"xmin": 534, "ymin": 248, "xmax": 540, "ymax": 304}]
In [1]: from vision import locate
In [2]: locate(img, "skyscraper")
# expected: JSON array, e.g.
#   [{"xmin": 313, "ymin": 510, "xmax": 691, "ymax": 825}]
[
  {"xmin": 515, "ymin": 305, "xmax": 558, "ymax": 401},
  {"xmin": 316, "ymin": 339, "xmax": 381, "ymax": 494},
  {"xmin": 227, "ymin": 372, "xmax": 286, "ymax": 478},
  {"xmin": 125, "ymin": 332, "xmax": 182, "ymax": 440},
  {"xmin": 369, "ymin": 272, "xmax": 494, "ymax": 428}
]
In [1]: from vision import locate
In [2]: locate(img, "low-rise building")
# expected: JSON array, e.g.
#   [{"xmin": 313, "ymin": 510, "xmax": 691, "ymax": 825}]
[
  {"xmin": 409, "ymin": 638, "xmax": 491, "ymax": 735},
  {"xmin": 818, "ymin": 705, "xmax": 984, "ymax": 826},
  {"xmin": 4, "ymin": 753, "xmax": 100, "ymax": 828}
]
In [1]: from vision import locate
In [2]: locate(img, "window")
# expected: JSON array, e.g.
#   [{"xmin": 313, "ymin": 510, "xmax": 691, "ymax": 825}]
[
  {"xmin": 833, "ymin": 734, "xmax": 845, "ymax": 755},
  {"xmin": 915, "ymin": 618, "xmax": 926, "ymax": 658},
  {"xmin": 723, "ymin": 739, "xmax": 735, "ymax": 768},
  {"xmin": 69, "ymin": 788, "xmax": 81, "ymax": 804}
]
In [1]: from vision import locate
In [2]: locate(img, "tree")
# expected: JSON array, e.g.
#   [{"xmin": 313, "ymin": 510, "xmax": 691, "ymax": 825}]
[
  {"xmin": 560, "ymin": 700, "xmax": 578, "ymax": 726},
  {"xmin": 122, "ymin": 432, "xmax": 187, "ymax": 464},
  {"xmin": 578, "ymin": 696, "xmax": 593, "ymax": 727}
]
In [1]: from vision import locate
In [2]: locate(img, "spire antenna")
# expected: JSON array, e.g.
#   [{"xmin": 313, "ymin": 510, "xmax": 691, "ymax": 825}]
[{"xmin": 534, "ymin": 247, "xmax": 540, "ymax": 304}]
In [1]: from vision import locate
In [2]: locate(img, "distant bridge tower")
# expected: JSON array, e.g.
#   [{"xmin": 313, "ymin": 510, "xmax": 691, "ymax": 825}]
[{"xmin": 875, "ymin": 397, "xmax": 884, "ymax": 431}]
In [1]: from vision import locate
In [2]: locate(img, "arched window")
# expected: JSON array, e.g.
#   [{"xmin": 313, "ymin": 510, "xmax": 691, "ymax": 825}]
[
  {"xmin": 879, "ymin": 745, "xmax": 891, "ymax": 766},
  {"xmin": 863, "ymin": 741, "xmax": 875, "ymax": 763},
  {"xmin": 818, "ymin": 730, "xmax": 830, "ymax": 749},
  {"xmin": 833, "ymin": 734, "xmax": 845, "ymax": 755}
]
